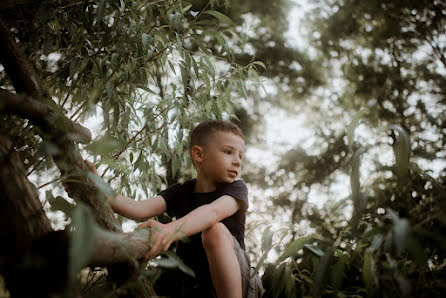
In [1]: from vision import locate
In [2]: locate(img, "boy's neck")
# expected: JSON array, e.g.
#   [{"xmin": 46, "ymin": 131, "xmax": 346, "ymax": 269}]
[{"xmin": 194, "ymin": 175, "xmax": 218, "ymax": 193}]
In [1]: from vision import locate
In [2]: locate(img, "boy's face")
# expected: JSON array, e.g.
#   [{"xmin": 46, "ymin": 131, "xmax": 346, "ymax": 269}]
[{"xmin": 195, "ymin": 131, "xmax": 245, "ymax": 185}]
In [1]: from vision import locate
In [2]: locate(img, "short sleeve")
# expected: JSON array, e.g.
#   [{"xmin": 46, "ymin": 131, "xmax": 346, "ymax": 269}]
[
  {"xmin": 158, "ymin": 183, "xmax": 182, "ymax": 213},
  {"xmin": 220, "ymin": 180, "xmax": 249, "ymax": 212}
]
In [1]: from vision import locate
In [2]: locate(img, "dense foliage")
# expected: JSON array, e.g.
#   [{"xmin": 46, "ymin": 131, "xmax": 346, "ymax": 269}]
[
  {"xmin": 254, "ymin": 0, "xmax": 446, "ymax": 297},
  {"xmin": 1, "ymin": 0, "xmax": 445, "ymax": 297}
]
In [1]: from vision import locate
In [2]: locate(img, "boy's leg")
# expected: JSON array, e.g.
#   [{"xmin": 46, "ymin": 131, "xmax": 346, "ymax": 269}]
[{"xmin": 202, "ymin": 222, "xmax": 242, "ymax": 298}]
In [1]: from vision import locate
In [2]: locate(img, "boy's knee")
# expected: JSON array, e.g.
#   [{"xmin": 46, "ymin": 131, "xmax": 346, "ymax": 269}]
[{"xmin": 202, "ymin": 222, "xmax": 233, "ymax": 251}]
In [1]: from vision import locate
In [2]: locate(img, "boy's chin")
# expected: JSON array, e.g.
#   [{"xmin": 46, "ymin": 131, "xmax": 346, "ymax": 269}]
[{"xmin": 221, "ymin": 177, "xmax": 236, "ymax": 183}]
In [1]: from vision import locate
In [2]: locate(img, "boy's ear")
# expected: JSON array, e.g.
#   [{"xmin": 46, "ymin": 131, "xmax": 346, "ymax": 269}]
[{"xmin": 191, "ymin": 145, "xmax": 204, "ymax": 163}]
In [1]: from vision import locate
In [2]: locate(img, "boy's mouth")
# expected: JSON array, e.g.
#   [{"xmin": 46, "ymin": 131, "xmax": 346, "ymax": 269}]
[{"xmin": 228, "ymin": 170, "xmax": 238, "ymax": 177}]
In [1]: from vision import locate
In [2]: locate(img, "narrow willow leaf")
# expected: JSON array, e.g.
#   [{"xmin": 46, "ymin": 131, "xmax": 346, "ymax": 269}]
[
  {"xmin": 350, "ymin": 147, "xmax": 366, "ymax": 198},
  {"xmin": 313, "ymin": 248, "xmax": 333, "ymax": 298},
  {"xmin": 251, "ymin": 61, "xmax": 267, "ymax": 70},
  {"xmin": 347, "ymin": 110, "xmax": 365, "ymax": 147},
  {"xmin": 87, "ymin": 172, "xmax": 115, "ymax": 198},
  {"xmin": 278, "ymin": 235, "xmax": 312, "ymax": 262},
  {"xmin": 240, "ymin": 80, "xmax": 248, "ymax": 99},
  {"xmin": 49, "ymin": 195, "xmax": 75, "ymax": 216},
  {"xmin": 96, "ymin": 0, "xmax": 106, "ymax": 23},
  {"xmin": 175, "ymin": 32, "xmax": 183, "ymax": 56},
  {"xmin": 330, "ymin": 254, "xmax": 346, "ymax": 290},
  {"xmin": 250, "ymin": 251, "xmax": 269, "ymax": 278},
  {"xmin": 69, "ymin": 203, "xmax": 96, "ymax": 285},
  {"xmin": 85, "ymin": 134, "xmax": 122, "ymax": 156},
  {"xmin": 142, "ymin": 33, "xmax": 150, "ymax": 48},
  {"xmin": 171, "ymin": 154, "xmax": 180, "ymax": 177},
  {"xmin": 261, "ymin": 226, "xmax": 273, "ymax": 254},
  {"xmin": 154, "ymin": 251, "xmax": 195, "ymax": 277},
  {"xmin": 390, "ymin": 125, "xmax": 411, "ymax": 183},
  {"xmin": 204, "ymin": 10, "xmax": 236, "ymax": 26},
  {"xmin": 182, "ymin": 4, "xmax": 192, "ymax": 13},
  {"xmin": 69, "ymin": 56, "xmax": 79, "ymax": 78},
  {"xmin": 387, "ymin": 209, "xmax": 410, "ymax": 252},
  {"xmin": 119, "ymin": 0, "xmax": 125, "ymax": 13},
  {"xmin": 206, "ymin": 29, "xmax": 226, "ymax": 48},
  {"xmin": 362, "ymin": 250, "xmax": 374, "ymax": 295},
  {"xmin": 304, "ymin": 244, "xmax": 325, "ymax": 257}
]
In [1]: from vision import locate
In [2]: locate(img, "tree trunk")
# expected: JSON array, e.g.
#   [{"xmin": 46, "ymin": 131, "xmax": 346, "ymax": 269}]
[{"xmin": 0, "ymin": 15, "xmax": 157, "ymax": 297}]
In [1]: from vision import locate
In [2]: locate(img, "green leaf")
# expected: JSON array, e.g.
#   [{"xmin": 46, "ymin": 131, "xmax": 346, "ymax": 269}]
[
  {"xmin": 181, "ymin": 4, "xmax": 192, "ymax": 13},
  {"xmin": 69, "ymin": 56, "xmax": 79, "ymax": 78},
  {"xmin": 261, "ymin": 226, "xmax": 273, "ymax": 254},
  {"xmin": 85, "ymin": 134, "xmax": 122, "ymax": 156},
  {"xmin": 390, "ymin": 125, "xmax": 411, "ymax": 184},
  {"xmin": 96, "ymin": 0, "xmax": 106, "ymax": 24},
  {"xmin": 350, "ymin": 147, "xmax": 366, "ymax": 198},
  {"xmin": 142, "ymin": 33, "xmax": 150, "ymax": 48},
  {"xmin": 87, "ymin": 172, "xmax": 115, "ymax": 198},
  {"xmin": 153, "ymin": 251, "xmax": 195, "ymax": 277},
  {"xmin": 251, "ymin": 61, "xmax": 267, "ymax": 70},
  {"xmin": 362, "ymin": 250, "xmax": 375, "ymax": 295},
  {"xmin": 171, "ymin": 154, "xmax": 180, "ymax": 177},
  {"xmin": 278, "ymin": 235, "xmax": 312, "ymax": 262},
  {"xmin": 250, "ymin": 250, "xmax": 269, "ymax": 278},
  {"xmin": 69, "ymin": 203, "xmax": 97, "ymax": 285},
  {"xmin": 304, "ymin": 244, "xmax": 325, "ymax": 257},
  {"xmin": 240, "ymin": 80, "xmax": 248, "ymax": 99},
  {"xmin": 204, "ymin": 10, "xmax": 236, "ymax": 27},
  {"xmin": 313, "ymin": 248, "xmax": 333, "ymax": 298},
  {"xmin": 330, "ymin": 255, "xmax": 346, "ymax": 290},
  {"xmin": 347, "ymin": 109, "xmax": 366, "ymax": 147},
  {"xmin": 48, "ymin": 195, "xmax": 75, "ymax": 216},
  {"xmin": 387, "ymin": 209, "xmax": 410, "ymax": 252},
  {"xmin": 175, "ymin": 32, "xmax": 183, "ymax": 56}
]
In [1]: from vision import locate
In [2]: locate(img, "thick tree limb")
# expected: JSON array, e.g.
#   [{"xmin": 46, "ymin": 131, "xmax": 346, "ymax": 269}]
[
  {"xmin": 0, "ymin": 18, "xmax": 42, "ymax": 96},
  {"xmin": 0, "ymin": 134, "xmax": 155, "ymax": 296},
  {"xmin": 90, "ymin": 230, "xmax": 151, "ymax": 266},
  {"xmin": 0, "ymin": 16, "xmax": 120, "ymax": 232},
  {"xmin": 0, "ymin": 135, "xmax": 53, "ymax": 252},
  {"xmin": 0, "ymin": 90, "xmax": 92, "ymax": 144}
]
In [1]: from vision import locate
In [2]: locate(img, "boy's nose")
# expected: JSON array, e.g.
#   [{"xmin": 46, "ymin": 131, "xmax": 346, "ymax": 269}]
[{"xmin": 233, "ymin": 156, "xmax": 241, "ymax": 166}]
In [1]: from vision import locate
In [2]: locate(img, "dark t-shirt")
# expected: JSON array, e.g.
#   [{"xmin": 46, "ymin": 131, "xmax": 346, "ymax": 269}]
[{"xmin": 158, "ymin": 179, "xmax": 248, "ymax": 282}]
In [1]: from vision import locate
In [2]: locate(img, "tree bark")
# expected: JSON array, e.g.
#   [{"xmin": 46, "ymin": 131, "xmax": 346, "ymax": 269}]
[
  {"xmin": 0, "ymin": 135, "xmax": 53, "ymax": 253},
  {"xmin": 0, "ymin": 13, "xmax": 157, "ymax": 296},
  {"xmin": 0, "ymin": 15, "xmax": 119, "ymax": 232},
  {"xmin": 0, "ymin": 90, "xmax": 92, "ymax": 144}
]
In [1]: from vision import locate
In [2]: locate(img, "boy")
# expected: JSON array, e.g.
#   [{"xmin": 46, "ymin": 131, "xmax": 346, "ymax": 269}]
[{"xmin": 103, "ymin": 120, "xmax": 262, "ymax": 298}]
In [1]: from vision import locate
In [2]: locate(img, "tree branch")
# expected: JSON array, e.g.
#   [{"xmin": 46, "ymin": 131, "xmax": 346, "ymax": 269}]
[
  {"xmin": 0, "ymin": 90, "xmax": 92, "ymax": 144},
  {"xmin": 0, "ymin": 16, "xmax": 121, "ymax": 232},
  {"xmin": 0, "ymin": 18, "xmax": 42, "ymax": 96},
  {"xmin": 90, "ymin": 230, "xmax": 151, "ymax": 266},
  {"xmin": 0, "ymin": 135, "xmax": 53, "ymax": 252}
]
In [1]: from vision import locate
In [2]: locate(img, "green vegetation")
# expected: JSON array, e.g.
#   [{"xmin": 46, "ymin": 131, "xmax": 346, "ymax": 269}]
[{"xmin": 1, "ymin": 0, "xmax": 445, "ymax": 297}]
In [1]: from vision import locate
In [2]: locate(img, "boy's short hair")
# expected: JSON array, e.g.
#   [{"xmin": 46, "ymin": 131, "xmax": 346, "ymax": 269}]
[{"xmin": 189, "ymin": 120, "xmax": 244, "ymax": 153}]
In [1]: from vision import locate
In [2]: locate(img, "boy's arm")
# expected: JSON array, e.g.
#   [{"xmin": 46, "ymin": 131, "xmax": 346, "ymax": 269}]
[
  {"xmin": 108, "ymin": 195, "xmax": 166, "ymax": 221},
  {"xmin": 140, "ymin": 195, "xmax": 240, "ymax": 258},
  {"xmin": 84, "ymin": 160, "xmax": 166, "ymax": 220}
]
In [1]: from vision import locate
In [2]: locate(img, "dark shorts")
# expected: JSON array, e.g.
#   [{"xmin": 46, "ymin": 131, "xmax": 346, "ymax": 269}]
[{"xmin": 233, "ymin": 237, "xmax": 264, "ymax": 298}]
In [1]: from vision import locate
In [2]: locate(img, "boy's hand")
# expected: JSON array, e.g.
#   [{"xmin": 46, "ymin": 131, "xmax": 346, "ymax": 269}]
[
  {"xmin": 138, "ymin": 219, "xmax": 177, "ymax": 259},
  {"xmin": 84, "ymin": 160, "xmax": 99, "ymax": 176}
]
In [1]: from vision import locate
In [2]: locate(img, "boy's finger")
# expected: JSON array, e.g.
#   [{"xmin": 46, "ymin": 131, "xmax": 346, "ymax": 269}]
[
  {"xmin": 138, "ymin": 219, "xmax": 155, "ymax": 229},
  {"xmin": 84, "ymin": 160, "xmax": 99, "ymax": 175}
]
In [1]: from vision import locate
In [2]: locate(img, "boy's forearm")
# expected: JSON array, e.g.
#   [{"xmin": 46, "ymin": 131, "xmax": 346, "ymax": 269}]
[
  {"xmin": 168, "ymin": 204, "xmax": 217, "ymax": 240},
  {"xmin": 108, "ymin": 195, "xmax": 166, "ymax": 221},
  {"xmin": 168, "ymin": 195, "xmax": 239, "ymax": 241},
  {"xmin": 108, "ymin": 195, "xmax": 139, "ymax": 219}
]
